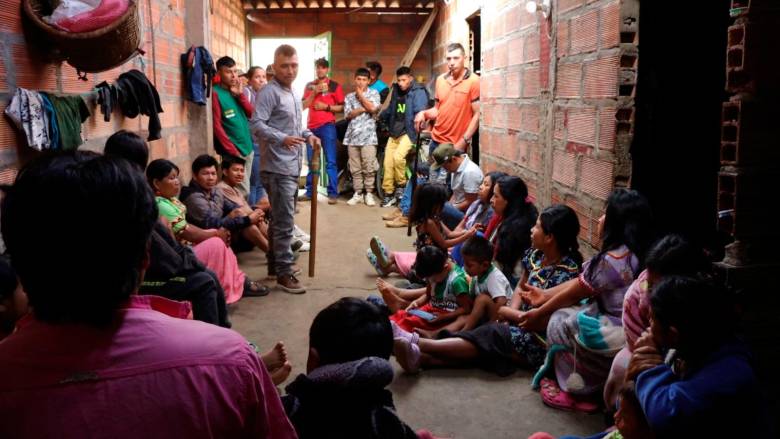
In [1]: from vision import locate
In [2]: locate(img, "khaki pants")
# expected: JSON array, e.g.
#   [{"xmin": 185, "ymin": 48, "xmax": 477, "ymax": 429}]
[
  {"xmin": 382, "ymin": 134, "xmax": 413, "ymax": 194},
  {"xmin": 347, "ymin": 145, "xmax": 379, "ymax": 193}
]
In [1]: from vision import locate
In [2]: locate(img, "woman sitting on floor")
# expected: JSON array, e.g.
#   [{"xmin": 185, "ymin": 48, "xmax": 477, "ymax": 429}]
[{"xmin": 450, "ymin": 171, "xmax": 506, "ymax": 266}]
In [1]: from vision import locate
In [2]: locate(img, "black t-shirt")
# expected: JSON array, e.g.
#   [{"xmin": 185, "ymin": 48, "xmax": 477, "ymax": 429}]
[{"xmin": 390, "ymin": 89, "xmax": 408, "ymax": 138}]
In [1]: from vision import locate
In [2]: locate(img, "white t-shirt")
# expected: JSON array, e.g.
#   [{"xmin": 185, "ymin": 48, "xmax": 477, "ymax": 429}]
[
  {"xmin": 450, "ymin": 155, "xmax": 483, "ymax": 205},
  {"xmin": 469, "ymin": 264, "xmax": 513, "ymax": 300}
]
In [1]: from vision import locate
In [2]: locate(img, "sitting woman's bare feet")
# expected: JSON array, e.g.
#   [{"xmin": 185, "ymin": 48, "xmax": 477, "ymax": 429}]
[
  {"xmin": 377, "ymin": 278, "xmax": 410, "ymax": 313},
  {"xmin": 270, "ymin": 361, "xmax": 293, "ymax": 385},
  {"xmin": 261, "ymin": 341, "xmax": 288, "ymax": 371}
]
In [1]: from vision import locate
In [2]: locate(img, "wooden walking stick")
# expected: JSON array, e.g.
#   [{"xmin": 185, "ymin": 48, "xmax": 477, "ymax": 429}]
[
  {"xmin": 308, "ymin": 144, "xmax": 321, "ymax": 277},
  {"xmin": 407, "ymin": 125, "xmax": 423, "ymax": 237}
]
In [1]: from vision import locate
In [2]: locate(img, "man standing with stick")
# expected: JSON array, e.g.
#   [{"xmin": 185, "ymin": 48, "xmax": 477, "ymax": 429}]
[{"xmin": 251, "ymin": 45, "xmax": 321, "ymax": 294}]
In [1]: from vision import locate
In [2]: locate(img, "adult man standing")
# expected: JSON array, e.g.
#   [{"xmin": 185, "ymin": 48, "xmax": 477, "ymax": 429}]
[
  {"xmin": 378, "ymin": 66, "xmax": 429, "ymax": 207},
  {"xmin": 251, "ymin": 45, "xmax": 321, "ymax": 294},
  {"xmin": 430, "ymin": 143, "xmax": 483, "ymax": 229},
  {"xmin": 301, "ymin": 58, "xmax": 344, "ymax": 204},
  {"xmin": 414, "ymin": 42, "xmax": 480, "ymax": 156},
  {"xmin": 212, "ymin": 56, "xmax": 255, "ymax": 197}
]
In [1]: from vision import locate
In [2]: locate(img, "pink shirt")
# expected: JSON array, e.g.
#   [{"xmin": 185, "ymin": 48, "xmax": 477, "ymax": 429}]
[{"xmin": 0, "ymin": 295, "xmax": 297, "ymax": 439}]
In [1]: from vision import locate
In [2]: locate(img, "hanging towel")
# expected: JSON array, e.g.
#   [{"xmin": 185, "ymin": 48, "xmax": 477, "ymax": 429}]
[
  {"xmin": 4, "ymin": 88, "xmax": 51, "ymax": 150},
  {"xmin": 43, "ymin": 0, "xmax": 130, "ymax": 33},
  {"xmin": 38, "ymin": 94, "xmax": 61, "ymax": 150},
  {"xmin": 41, "ymin": 93, "xmax": 90, "ymax": 151},
  {"xmin": 116, "ymin": 70, "xmax": 163, "ymax": 140},
  {"xmin": 181, "ymin": 46, "xmax": 216, "ymax": 105}
]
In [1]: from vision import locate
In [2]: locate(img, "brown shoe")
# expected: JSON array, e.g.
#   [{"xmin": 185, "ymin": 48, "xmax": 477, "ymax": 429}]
[
  {"xmin": 385, "ymin": 216, "xmax": 409, "ymax": 228},
  {"xmin": 277, "ymin": 274, "xmax": 306, "ymax": 294},
  {"xmin": 328, "ymin": 197, "xmax": 338, "ymax": 205},
  {"xmin": 267, "ymin": 265, "xmax": 302, "ymax": 279},
  {"xmin": 382, "ymin": 207, "xmax": 402, "ymax": 221}
]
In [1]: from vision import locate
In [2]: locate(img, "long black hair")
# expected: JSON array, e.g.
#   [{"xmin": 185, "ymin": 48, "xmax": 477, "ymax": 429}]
[
  {"xmin": 482, "ymin": 171, "xmax": 506, "ymax": 204},
  {"xmin": 409, "ymin": 182, "xmax": 449, "ymax": 225},
  {"xmin": 495, "ymin": 176, "xmax": 538, "ymax": 278},
  {"xmin": 587, "ymin": 188, "xmax": 654, "ymax": 282},
  {"xmin": 146, "ymin": 159, "xmax": 180, "ymax": 191},
  {"xmin": 539, "ymin": 204, "xmax": 583, "ymax": 267}
]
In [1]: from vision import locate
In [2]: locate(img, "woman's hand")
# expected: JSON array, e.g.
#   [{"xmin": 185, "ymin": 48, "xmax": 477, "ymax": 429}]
[
  {"xmin": 519, "ymin": 282, "xmax": 548, "ymax": 308},
  {"xmin": 216, "ymin": 227, "xmax": 231, "ymax": 245},
  {"xmin": 517, "ymin": 308, "xmax": 546, "ymax": 332},
  {"xmin": 626, "ymin": 345, "xmax": 664, "ymax": 380},
  {"xmin": 248, "ymin": 209, "xmax": 264, "ymax": 225}
]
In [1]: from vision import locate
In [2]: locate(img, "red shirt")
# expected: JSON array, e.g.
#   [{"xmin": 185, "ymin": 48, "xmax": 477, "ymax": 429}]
[{"xmin": 304, "ymin": 78, "xmax": 344, "ymax": 130}]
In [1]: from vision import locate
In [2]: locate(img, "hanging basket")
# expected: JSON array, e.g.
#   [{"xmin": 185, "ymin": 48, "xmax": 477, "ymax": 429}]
[{"xmin": 22, "ymin": 0, "xmax": 141, "ymax": 74}]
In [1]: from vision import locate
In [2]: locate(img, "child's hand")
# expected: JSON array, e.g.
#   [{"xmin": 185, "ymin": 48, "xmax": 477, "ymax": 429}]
[
  {"xmin": 405, "ymin": 300, "xmax": 419, "ymax": 311},
  {"xmin": 519, "ymin": 282, "xmax": 547, "ymax": 308},
  {"xmin": 517, "ymin": 308, "xmax": 545, "ymax": 332},
  {"xmin": 627, "ymin": 345, "xmax": 663, "ymax": 380}
]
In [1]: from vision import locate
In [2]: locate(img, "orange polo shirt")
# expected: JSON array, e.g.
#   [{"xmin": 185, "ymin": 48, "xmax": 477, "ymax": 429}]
[{"xmin": 432, "ymin": 69, "xmax": 480, "ymax": 144}]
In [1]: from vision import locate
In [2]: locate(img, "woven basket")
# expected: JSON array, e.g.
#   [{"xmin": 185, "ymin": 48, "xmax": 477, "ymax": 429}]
[{"xmin": 23, "ymin": 0, "xmax": 141, "ymax": 74}]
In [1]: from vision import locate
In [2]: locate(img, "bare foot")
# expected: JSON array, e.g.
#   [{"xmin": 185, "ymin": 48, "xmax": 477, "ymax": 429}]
[
  {"xmin": 377, "ymin": 278, "xmax": 409, "ymax": 313},
  {"xmin": 270, "ymin": 361, "xmax": 292, "ymax": 385},
  {"xmin": 261, "ymin": 341, "xmax": 287, "ymax": 371},
  {"xmin": 414, "ymin": 327, "xmax": 439, "ymax": 339}
]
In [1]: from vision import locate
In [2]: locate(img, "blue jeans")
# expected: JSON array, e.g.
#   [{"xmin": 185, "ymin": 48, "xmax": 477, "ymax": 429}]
[
  {"xmin": 401, "ymin": 176, "xmax": 426, "ymax": 217},
  {"xmin": 248, "ymin": 142, "xmax": 267, "ymax": 206},
  {"xmin": 260, "ymin": 171, "xmax": 298, "ymax": 276},
  {"xmin": 306, "ymin": 123, "xmax": 338, "ymax": 198},
  {"xmin": 440, "ymin": 202, "xmax": 464, "ymax": 230}
]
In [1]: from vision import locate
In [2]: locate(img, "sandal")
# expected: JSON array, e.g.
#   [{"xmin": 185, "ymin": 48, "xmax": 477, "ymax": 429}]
[
  {"xmin": 366, "ymin": 249, "xmax": 387, "ymax": 276},
  {"xmin": 393, "ymin": 337, "xmax": 421, "ymax": 374},
  {"xmin": 244, "ymin": 280, "xmax": 270, "ymax": 297},
  {"xmin": 540, "ymin": 378, "xmax": 599, "ymax": 414},
  {"xmin": 370, "ymin": 236, "xmax": 392, "ymax": 269}
]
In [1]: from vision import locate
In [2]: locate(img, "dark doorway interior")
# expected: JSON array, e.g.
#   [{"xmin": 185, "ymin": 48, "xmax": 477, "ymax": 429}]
[
  {"xmin": 467, "ymin": 10, "xmax": 481, "ymax": 164},
  {"xmin": 630, "ymin": 0, "xmax": 731, "ymax": 256}
]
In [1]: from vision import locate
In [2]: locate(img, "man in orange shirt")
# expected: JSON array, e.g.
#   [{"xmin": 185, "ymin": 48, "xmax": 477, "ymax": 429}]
[{"xmin": 414, "ymin": 42, "xmax": 480, "ymax": 158}]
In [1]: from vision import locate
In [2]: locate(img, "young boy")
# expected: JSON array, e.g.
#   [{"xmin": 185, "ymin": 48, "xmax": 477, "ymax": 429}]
[
  {"xmin": 343, "ymin": 68, "xmax": 381, "ymax": 207},
  {"xmin": 282, "ymin": 297, "xmax": 433, "ymax": 439},
  {"xmin": 0, "ymin": 258, "xmax": 28, "ymax": 341},
  {"xmin": 455, "ymin": 235, "xmax": 513, "ymax": 331},
  {"xmin": 383, "ymin": 245, "xmax": 473, "ymax": 333}
]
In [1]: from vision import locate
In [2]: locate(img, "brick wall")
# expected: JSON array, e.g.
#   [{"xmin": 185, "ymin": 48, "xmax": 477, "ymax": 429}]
[
  {"xmin": 249, "ymin": 11, "xmax": 433, "ymax": 93},
  {"xmin": 210, "ymin": 0, "xmax": 248, "ymax": 70},
  {"xmin": 436, "ymin": 0, "xmax": 638, "ymax": 250},
  {"xmin": 0, "ymin": 0, "xmax": 249, "ymax": 184}
]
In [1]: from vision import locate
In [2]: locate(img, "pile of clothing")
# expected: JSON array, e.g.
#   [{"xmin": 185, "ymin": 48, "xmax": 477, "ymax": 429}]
[
  {"xmin": 43, "ymin": 0, "xmax": 130, "ymax": 33},
  {"xmin": 96, "ymin": 69, "xmax": 164, "ymax": 141},
  {"xmin": 4, "ymin": 88, "xmax": 90, "ymax": 151},
  {"xmin": 181, "ymin": 46, "xmax": 216, "ymax": 105}
]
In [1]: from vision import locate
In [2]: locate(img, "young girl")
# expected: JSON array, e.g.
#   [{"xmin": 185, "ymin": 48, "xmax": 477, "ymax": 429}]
[
  {"xmin": 391, "ymin": 204, "xmax": 583, "ymax": 376},
  {"xmin": 519, "ymin": 188, "xmax": 654, "ymax": 412},
  {"xmin": 367, "ymin": 182, "xmax": 478, "ymax": 280},
  {"xmin": 146, "ymin": 159, "xmax": 267, "ymax": 303},
  {"xmin": 484, "ymin": 176, "xmax": 538, "ymax": 287},
  {"xmin": 450, "ymin": 171, "xmax": 505, "ymax": 266}
]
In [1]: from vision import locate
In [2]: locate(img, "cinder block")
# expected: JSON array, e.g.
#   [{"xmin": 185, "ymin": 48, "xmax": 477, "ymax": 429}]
[
  {"xmin": 555, "ymin": 62, "xmax": 582, "ymax": 98},
  {"xmin": 505, "ymin": 70, "xmax": 521, "ymax": 98},
  {"xmin": 581, "ymin": 156, "xmax": 614, "ymax": 200},
  {"xmin": 524, "ymin": 30, "xmax": 540, "ymax": 62},
  {"xmin": 507, "ymin": 36, "xmax": 524, "ymax": 66},
  {"xmin": 552, "ymin": 149, "xmax": 577, "ymax": 187},
  {"xmin": 567, "ymin": 106, "xmax": 597, "ymax": 145},
  {"xmin": 493, "ymin": 41, "xmax": 508, "ymax": 70},
  {"xmin": 557, "ymin": 20, "xmax": 570, "ymax": 58},
  {"xmin": 598, "ymin": 107, "xmax": 617, "ymax": 151},
  {"xmin": 522, "ymin": 66, "xmax": 540, "ymax": 98},
  {"xmin": 583, "ymin": 54, "xmax": 619, "ymax": 98},
  {"xmin": 720, "ymin": 97, "xmax": 780, "ymax": 165},
  {"xmin": 599, "ymin": 1, "xmax": 620, "ymax": 49},
  {"xmin": 571, "ymin": 10, "xmax": 598, "ymax": 54},
  {"xmin": 0, "ymin": 0, "xmax": 23, "ymax": 34}
]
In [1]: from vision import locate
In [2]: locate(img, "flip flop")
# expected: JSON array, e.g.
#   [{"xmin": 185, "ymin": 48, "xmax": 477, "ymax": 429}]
[
  {"xmin": 366, "ymin": 249, "xmax": 387, "ymax": 276},
  {"xmin": 370, "ymin": 236, "xmax": 392, "ymax": 269},
  {"xmin": 393, "ymin": 337, "xmax": 421, "ymax": 374},
  {"xmin": 540, "ymin": 379, "xmax": 599, "ymax": 414}
]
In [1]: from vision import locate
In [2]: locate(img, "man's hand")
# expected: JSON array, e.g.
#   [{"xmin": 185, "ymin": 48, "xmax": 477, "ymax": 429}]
[
  {"xmin": 347, "ymin": 109, "xmax": 363, "ymax": 120},
  {"xmin": 517, "ymin": 308, "xmax": 546, "ymax": 332},
  {"xmin": 318, "ymin": 82, "xmax": 328, "ymax": 94},
  {"xmin": 414, "ymin": 111, "xmax": 427, "ymax": 130},
  {"xmin": 307, "ymin": 135, "xmax": 322, "ymax": 149},
  {"xmin": 313, "ymin": 101, "xmax": 328, "ymax": 111},
  {"xmin": 356, "ymin": 87, "xmax": 364, "ymax": 98},
  {"xmin": 229, "ymin": 84, "xmax": 242, "ymax": 96},
  {"xmin": 282, "ymin": 136, "xmax": 306, "ymax": 149}
]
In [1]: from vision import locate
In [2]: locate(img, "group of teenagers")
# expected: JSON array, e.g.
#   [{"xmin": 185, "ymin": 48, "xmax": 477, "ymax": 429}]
[{"xmin": 362, "ymin": 157, "xmax": 772, "ymax": 437}]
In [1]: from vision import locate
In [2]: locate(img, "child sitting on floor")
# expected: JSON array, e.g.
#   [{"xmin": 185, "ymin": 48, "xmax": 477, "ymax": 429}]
[
  {"xmin": 0, "ymin": 258, "xmax": 28, "ymax": 341},
  {"xmin": 281, "ymin": 297, "xmax": 441, "ymax": 439},
  {"xmin": 382, "ymin": 245, "xmax": 473, "ymax": 333},
  {"xmin": 367, "ymin": 183, "xmax": 478, "ymax": 281}
]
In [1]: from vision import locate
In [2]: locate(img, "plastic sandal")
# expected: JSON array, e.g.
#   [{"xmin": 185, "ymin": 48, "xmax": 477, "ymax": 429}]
[
  {"xmin": 366, "ymin": 249, "xmax": 387, "ymax": 276},
  {"xmin": 540, "ymin": 378, "xmax": 599, "ymax": 414},
  {"xmin": 370, "ymin": 236, "xmax": 391, "ymax": 268}
]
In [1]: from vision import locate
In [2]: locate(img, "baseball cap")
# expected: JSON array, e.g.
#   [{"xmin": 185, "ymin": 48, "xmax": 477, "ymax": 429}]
[{"xmin": 431, "ymin": 143, "xmax": 461, "ymax": 169}]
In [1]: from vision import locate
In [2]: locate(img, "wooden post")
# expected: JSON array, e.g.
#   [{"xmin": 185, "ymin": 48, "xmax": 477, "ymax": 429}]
[{"xmin": 308, "ymin": 145, "xmax": 321, "ymax": 277}]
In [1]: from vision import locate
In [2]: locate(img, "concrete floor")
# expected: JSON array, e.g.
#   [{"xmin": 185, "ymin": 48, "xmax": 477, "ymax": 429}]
[{"xmin": 232, "ymin": 195, "xmax": 605, "ymax": 439}]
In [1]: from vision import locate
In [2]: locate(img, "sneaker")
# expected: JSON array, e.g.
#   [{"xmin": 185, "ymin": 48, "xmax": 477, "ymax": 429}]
[
  {"xmin": 268, "ymin": 265, "xmax": 302, "ymax": 279},
  {"xmin": 328, "ymin": 197, "xmax": 338, "ymax": 205},
  {"xmin": 298, "ymin": 241, "xmax": 310, "ymax": 252},
  {"xmin": 298, "ymin": 194, "xmax": 312, "ymax": 202},
  {"xmin": 366, "ymin": 249, "xmax": 387, "ymax": 276},
  {"xmin": 293, "ymin": 224, "xmax": 311, "ymax": 242},
  {"xmin": 370, "ymin": 236, "xmax": 391, "ymax": 269},
  {"xmin": 382, "ymin": 207, "xmax": 402, "ymax": 220},
  {"xmin": 364, "ymin": 193, "xmax": 377, "ymax": 207},
  {"xmin": 291, "ymin": 239, "xmax": 304, "ymax": 252},
  {"xmin": 394, "ymin": 187, "xmax": 405, "ymax": 203},
  {"xmin": 385, "ymin": 216, "xmax": 409, "ymax": 228},
  {"xmin": 277, "ymin": 274, "xmax": 306, "ymax": 294},
  {"xmin": 380, "ymin": 196, "xmax": 397, "ymax": 208},
  {"xmin": 347, "ymin": 192, "xmax": 363, "ymax": 206},
  {"xmin": 243, "ymin": 279, "xmax": 270, "ymax": 297}
]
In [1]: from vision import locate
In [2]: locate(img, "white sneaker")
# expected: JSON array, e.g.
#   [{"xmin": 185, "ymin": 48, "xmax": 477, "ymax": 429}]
[
  {"xmin": 347, "ymin": 192, "xmax": 364, "ymax": 206},
  {"xmin": 293, "ymin": 224, "xmax": 311, "ymax": 242},
  {"xmin": 299, "ymin": 242, "xmax": 310, "ymax": 252},
  {"xmin": 364, "ymin": 193, "xmax": 377, "ymax": 207}
]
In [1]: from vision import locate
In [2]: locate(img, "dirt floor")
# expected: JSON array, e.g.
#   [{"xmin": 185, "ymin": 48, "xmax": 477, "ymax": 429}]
[{"xmin": 231, "ymin": 194, "xmax": 606, "ymax": 439}]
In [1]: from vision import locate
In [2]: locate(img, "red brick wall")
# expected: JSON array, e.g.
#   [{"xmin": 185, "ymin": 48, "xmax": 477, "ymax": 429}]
[
  {"xmin": 437, "ymin": 0, "xmax": 638, "ymax": 249},
  {"xmin": 210, "ymin": 0, "xmax": 249, "ymax": 70},
  {"xmin": 248, "ymin": 12, "xmax": 434, "ymax": 93}
]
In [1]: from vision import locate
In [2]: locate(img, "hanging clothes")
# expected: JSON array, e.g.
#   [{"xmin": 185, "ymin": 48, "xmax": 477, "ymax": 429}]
[
  {"xmin": 38, "ymin": 94, "xmax": 61, "ymax": 150},
  {"xmin": 115, "ymin": 70, "xmax": 164, "ymax": 141},
  {"xmin": 181, "ymin": 46, "xmax": 216, "ymax": 105},
  {"xmin": 4, "ymin": 88, "xmax": 51, "ymax": 150},
  {"xmin": 40, "ymin": 93, "xmax": 90, "ymax": 151}
]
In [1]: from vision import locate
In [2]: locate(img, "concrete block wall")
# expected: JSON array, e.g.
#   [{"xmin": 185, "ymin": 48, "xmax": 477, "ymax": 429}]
[
  {"xmin": 436, "ymin": 0, "xmax": 637, "ymax": 250},
  {"xmin": 0, "ymin": 0, "xmax": 249, "ymax": 184},
  {"xmin": 249, "ymin": 12, "xmax": 433, "ymax": 93}
]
